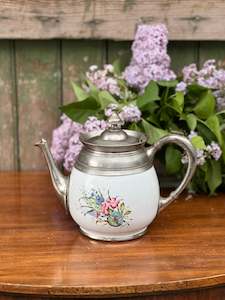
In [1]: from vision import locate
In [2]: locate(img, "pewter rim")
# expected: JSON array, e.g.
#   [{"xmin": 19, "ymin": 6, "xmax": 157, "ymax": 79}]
[
  {"xmin": 80, "ymin": 129, "xmax": 147, "ymax": 150},
  {"xmin": 74, "ymin": 162, "xmax": 152, "ymax": 176},
  {"xmin": 79, "ymin": 226, "xmax": 148, "ymax": 242}
]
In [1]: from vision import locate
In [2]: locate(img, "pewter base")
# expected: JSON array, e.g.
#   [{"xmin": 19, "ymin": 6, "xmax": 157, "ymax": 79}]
[{"xmin": 79, "ymin": 227, "xmax": 148, "ymax": 242}]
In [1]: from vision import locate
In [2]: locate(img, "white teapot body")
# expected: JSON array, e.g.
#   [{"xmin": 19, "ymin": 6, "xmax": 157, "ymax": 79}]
[{"xmin": 69, "ymin": 167, "xmax": 159, "ymax": 241}]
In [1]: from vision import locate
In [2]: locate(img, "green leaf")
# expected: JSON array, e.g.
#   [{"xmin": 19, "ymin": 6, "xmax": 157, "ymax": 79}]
[
  {"xmin": 196, "ymin": 120, "xmax": 217, "ymax": 144},
  {"xmin": 206, "ymin": 115, "xmax": 222, "ymax": 144},
  {"xmin": 141, "ymin": 101, "xmax": 159, "ymax": 115},
  {"xmin": 194, "ymin": 90, "xmax": 215, "ymax": 119},
  {"xmin": 136, "ymin": 81, "xmax": 159, "ymax": 109},
  {"xmin": 206, "ymin": 160, "xmax": 222, "ymax": 194},
  {"xmin": 71, "ymin": 81, "xmax": 89, "ymax": 101},
  {"xmin": 146, "ymin": 114, "xmax": 160, "ymax": 127},
  {"xmin": 128, "ymin": 123, "xmax": 142, "ymax": 131},
  {"xmin": 141, "ymin": 119, "xmax": 168, "ymax": 144},
  {"xmin": 170, "ymin": 91, "xmax": 184, "ymax": 114},
  {"xmin": 86, "ymin": 79, "xmax": 99, "ymax": 100},
  {"xmin": 165, "ymin": 145, "xmax": 182, "ymax": 175},
  {"xmin": 157, "ymin": 80, "xmax": 178, "ymax": 87},
  {"xmin": 190, "ymin": 136, "xmax": 206, "ymax": 149},
  {"xmin": 186, "ymin": 113, "xmax": 197, "ymax": 130},
  {"xmin": 60, "ymin": 98, "xmax": 101, "ymax": 123},
  {"xmin": 187, "ymin": 84, "xmax": 208, "ymax": 95},
  {"xmin": 216, "ymin": 109, "xmax": 225, "ymax": 116},
  {"xmin": 98, "ymin": 90, "xmax": 118, "ymax": 109},
  {"xmin": 206, "ymin": 114, "xmax": 225, "ymax": 162}
]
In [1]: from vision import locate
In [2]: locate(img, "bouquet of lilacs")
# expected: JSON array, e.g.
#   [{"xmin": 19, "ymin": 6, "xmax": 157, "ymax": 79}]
[{"xmin": 51, "ymin": 24, "xmax": 225, "ymax": 194}]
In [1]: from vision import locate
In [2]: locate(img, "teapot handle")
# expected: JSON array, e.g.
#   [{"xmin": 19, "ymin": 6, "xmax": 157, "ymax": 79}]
[{"xmin": 146, "ymin": 134, "xmax": 197, "ymax": 212}]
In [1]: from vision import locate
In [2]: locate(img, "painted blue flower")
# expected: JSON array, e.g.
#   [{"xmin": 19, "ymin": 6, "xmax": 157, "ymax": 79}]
[
  {"xmin": 96, "ymin": 195, "xmax": 104, "ymax": 205},
  {"xmin": 90, "ymin": 190, "xmax": 104, "ymax": 205}
]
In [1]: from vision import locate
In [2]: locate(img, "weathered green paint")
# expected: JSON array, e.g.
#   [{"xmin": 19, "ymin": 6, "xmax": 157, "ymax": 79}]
[
  {"xmin": 107, "ymin": 41, "xmax": 131, "ymax": 72},
  {"xmin": 16, "ymin": 40, "xmax": 61, "ymax": 170},
  {"xmin": 0, "ymin": 41, "xmax": 18, "ymax": 170},
  {"xmin": 199, "ymin": 42, "xmax": 225, "ymax": 67},
  {"xmin": 168, "ymin": 41, "xmax": 199, "ymax": 75},
  {"xmin": 62, "ymin": 40, "xmax": 106, "ymax": 104}
]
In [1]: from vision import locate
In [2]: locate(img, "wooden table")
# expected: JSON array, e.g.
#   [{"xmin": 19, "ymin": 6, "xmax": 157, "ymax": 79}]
[{"xmin": 1, "ymin": 172, "xmax": 225, "ymax": 300}]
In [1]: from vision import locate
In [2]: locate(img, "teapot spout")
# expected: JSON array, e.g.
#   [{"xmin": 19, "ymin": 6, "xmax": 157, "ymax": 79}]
[{"xmin": 35, "ymin": 139, "xmax": 68, "ymax": 212}]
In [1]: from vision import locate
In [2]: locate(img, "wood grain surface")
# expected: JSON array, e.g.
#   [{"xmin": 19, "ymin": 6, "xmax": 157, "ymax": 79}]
[
  {"xmin": 0, "ymin": 0, "xmax": 225, "ymax": 40},
  {"xmin": 0, "ymin": 172, "xmax": 225, "ymax": 299}
]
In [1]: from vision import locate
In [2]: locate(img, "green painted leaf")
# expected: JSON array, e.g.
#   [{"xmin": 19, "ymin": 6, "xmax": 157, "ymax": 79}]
[
  {"xmin": 157, "ymin": 80, "xmax": 178, "ymax": 87},
  {"xmin": 124, "ymin": 210, "xmax": 132, "ymax": 216},
  {"xmin": 194, "ymin": 90, "xmax": 215, "ymax": 119},
  {"xmin": 60, "ymin": 98, "xmax": 101, "ymax": 123},
  {"xmin": 190, "ymin": 136, "xmax": 206, "ymax": 149},
  {"xmin": 136, "ymin": 81, "xmax": 159, "ymax": 109},
  {"xmin": 206, "ymin": 160, "xmax": 222, "ymax": 194},
  {"xmin": 98, "ymin": 90, "xmax": 118, "ymax": 109},
  {"xmin": 141, "ymin": 119, "xmax": 168, "ymax": 144},
  {"xmin": 165, "ymin": 145, "xmax": 182, "ymax": 175},
  {"xmin": 171, "ymin": 91, "xmax": 184, "ymax": 114},
  {"xmin": 119, "ymin": 202, "xmax": 125, "ymax": 213},
  {"xmin": 71, "ymin": 81, "xmax": 89, "ymax": 101},
  {"xmin": 186, "ymin": 113, "xmax": 197, "ymax": 130}
]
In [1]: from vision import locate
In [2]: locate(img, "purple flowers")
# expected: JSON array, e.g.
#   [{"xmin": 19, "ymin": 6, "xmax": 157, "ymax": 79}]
[
  {"xmin": 120, "ymin": 104, "xmax": 141, "ymax": 123},
  {"xmin": 175, "ymin": 81, "xmax": 187, "ymax": 94},
  {"xmin": 206, "ymin": 141, "xmax": 222, "ymax": 161},
  {"xmin": 182, "ymin": 60, "xmax": 225, "ymax": 110},
  {"xmin": 51, "ymin": 115, "xmax": 107, "ymax": 172},
  {"xmin": 104, "ymin": 103, "xmax": 141, "ymax": 123},
  {"xmin": 86, "ymin": 64, "xmax": 121, "ymax": 97},
  {"xmin": 123, "ymin": 24, "xmax": 176, "ymax": 91},
  {"xmin": 182, "ymin": 131, "xmax": 222, "ymax": 166}
]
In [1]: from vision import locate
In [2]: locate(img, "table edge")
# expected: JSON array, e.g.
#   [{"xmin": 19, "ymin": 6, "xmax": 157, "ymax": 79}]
[{"xmin": 1, "ymin": 274, "xmax": 225, "ymax": 297}]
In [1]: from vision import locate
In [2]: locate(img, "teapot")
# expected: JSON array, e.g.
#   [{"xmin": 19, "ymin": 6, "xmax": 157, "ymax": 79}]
[{"xmin": 36, "ymin": 112, "xmax": 197, "ymax": 241}]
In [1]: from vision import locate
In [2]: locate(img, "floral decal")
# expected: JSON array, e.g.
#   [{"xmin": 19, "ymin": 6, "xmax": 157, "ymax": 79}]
[{"xmin": 79, "ymin": 189, "xmax": 132, "ymax": 227}]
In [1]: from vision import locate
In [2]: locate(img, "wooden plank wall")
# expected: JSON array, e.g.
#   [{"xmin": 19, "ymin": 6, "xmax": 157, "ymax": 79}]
[
  {"xmin": 0, "ymin": 1, "xmax": 224, "ymax": 40},
  {"xmin": 0, "ymin": 40, "xmax": 225, "ymax": 170}
]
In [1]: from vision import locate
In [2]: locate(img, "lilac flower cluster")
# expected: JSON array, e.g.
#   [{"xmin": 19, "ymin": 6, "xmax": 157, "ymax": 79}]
[
  {"xmin": 120, "ymin": 104, "xmax": 142, "ymax": 123},
  {"xmin": 51, "ymin": 115, "xmax": 107, "ymax": 172},
  {"xmin": 86, "ymin": 64, "xmax": 121, "ymax": 97},
  {"xmin": 104, "ymin": 103, "xmax": 141, "ymax": 123},
  {"xmin": 181, "ymin": 131, "xmax": 222, "ymax": 165},
  {"xmin": 179, "ymin": 60, "xmax": 225, "ymax": 110},
  {"xmin": 123, "ymin": 24, "xmax": 176, "ymax": 91},
  {"xmin": 206, "ymin": 141, "xmax": 222, "ymax": 161}
]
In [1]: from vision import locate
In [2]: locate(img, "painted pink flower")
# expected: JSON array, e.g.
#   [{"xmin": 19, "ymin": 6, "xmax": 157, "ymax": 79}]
[
  {"xmin": 108, "ymin": 197, "xmax": 120, "ymax": 208},
  {"xmin": 101, "ymin": 201, "xmax": 111, "ymax": 215}
]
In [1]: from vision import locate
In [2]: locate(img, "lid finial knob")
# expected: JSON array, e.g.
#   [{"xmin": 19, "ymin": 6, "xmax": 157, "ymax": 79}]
[{"xmin": 108, "ymin": 110, "xmax": 124, "ymax": 131}]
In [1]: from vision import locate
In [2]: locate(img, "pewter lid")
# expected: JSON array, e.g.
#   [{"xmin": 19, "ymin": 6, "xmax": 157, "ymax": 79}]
[{"xmin": 80, "ymin": 111, "xmax": 146, "ymax": 152}]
